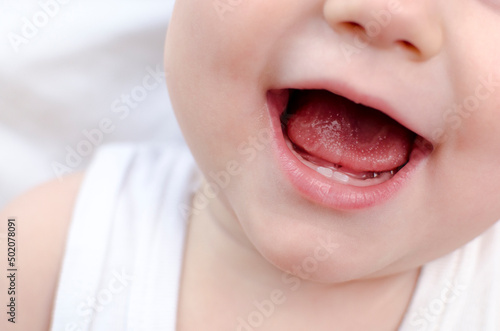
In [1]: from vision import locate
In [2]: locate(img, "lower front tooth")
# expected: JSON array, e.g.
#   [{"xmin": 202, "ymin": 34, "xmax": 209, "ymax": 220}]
[
  {"xmin": 317, "ymin": 167, "xmax": 333, "ymax": 178},
  {"xmin": 333, "ymin": 171, "xmax": 350, "ymax": 183}
]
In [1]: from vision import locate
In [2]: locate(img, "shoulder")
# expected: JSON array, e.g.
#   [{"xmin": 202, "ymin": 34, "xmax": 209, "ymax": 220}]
[{"xmin": 0, "ymin": 172, "xmax": 84, "ymax": 330}]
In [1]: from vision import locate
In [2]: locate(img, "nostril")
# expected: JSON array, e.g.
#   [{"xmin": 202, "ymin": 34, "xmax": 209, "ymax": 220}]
[
  {"xmin": 396, "ymin": 40, "xmax": 421, "ymax": 56},
  {"xmin": 338, "ymin": 21, "xmax": 366, "ymax": 34}
]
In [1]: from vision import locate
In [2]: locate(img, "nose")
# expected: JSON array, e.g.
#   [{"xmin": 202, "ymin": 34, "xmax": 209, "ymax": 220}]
[{"xmin": 323, "ymin": 0, "xmax": 443, "ymax": 61}]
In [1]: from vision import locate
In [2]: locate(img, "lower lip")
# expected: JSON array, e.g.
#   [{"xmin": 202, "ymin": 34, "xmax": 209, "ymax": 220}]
[{"xmin": 266, "ymin": 90, "xmax": 433, "ymax": 210}]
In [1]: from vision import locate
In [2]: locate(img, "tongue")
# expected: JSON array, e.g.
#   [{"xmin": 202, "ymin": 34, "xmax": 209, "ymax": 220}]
[{"xmin": 285, "ymin": 90, "xmax": 414, "ymax": 172}]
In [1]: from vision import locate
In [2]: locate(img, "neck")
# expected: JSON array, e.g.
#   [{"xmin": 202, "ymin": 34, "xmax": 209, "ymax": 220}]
[{"xmin": 176, "ymin": 189, "xmax": 420, "ymax": 331}]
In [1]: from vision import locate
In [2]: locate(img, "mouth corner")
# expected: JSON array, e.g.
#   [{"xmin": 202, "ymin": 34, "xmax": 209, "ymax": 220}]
[{"xmin": 267, "ymin": 88, "xmax": 291, "ymax": 114}]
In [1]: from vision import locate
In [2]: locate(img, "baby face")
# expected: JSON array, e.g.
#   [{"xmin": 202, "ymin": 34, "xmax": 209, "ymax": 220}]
[{"xmin": 165, "ymin": 0, "xmax": 500, "ymax": 282}]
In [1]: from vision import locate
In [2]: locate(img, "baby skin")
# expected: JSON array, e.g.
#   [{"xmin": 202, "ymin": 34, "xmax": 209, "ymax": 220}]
[
  {"xmin": 3, "ymin": 0, "xmax": 500, "ymax": 330},
  {"xmin": 166, "ymin": 0, "xmax": 500, "ymax": 329}
]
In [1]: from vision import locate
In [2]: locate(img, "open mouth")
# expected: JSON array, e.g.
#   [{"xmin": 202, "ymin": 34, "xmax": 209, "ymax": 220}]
[
  {"xmin": 279, "ymin": 89, "xmax": 425, "ymax": 187},
  {"xmin": 267, "ymin": 88, "xmax": 433, "ymax": 208}
]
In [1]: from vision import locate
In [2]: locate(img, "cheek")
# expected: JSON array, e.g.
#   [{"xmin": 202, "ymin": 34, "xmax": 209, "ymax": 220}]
[
  {"xmin": 428, "ymin": 3, "xmax": 500, "ymax": 230},
  {"xmin": 167, "ymin": 0, "xmax": 271, "ymax": 78},
  {"xmin": 166, "ymin": 0, "xmax": 303, "ymax": 90},
  {"xmin": 165, "ymin": 1, "xmax": 290, "ymax": 173}
]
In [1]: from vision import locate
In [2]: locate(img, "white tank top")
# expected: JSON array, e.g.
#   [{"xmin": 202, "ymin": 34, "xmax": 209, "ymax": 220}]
[
  {"xmin": 50, "ymin": 143, "xmax": 200, "ymax": 331},
  {"xmin": 50, "ymin": 143, "xmax": 500, "ymax": 331}
]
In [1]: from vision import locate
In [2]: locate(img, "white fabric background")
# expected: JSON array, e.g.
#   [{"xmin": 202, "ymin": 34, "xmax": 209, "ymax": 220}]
[{"xmin": 0, "ymin": 0, "xmax": 182, "ymax": 208}]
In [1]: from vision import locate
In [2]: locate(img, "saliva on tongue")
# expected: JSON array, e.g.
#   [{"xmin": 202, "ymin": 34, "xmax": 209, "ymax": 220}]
[{"xmin": 282, "ymin": 90, "xmax": 415, "ymax": 184}]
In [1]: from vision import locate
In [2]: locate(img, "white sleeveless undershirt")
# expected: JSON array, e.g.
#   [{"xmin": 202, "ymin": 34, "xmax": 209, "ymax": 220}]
[
  {"xmin": 50, "ymin": 143, "xmax": 500, "ymax": 331},
  {"xmin": 50, "ymin": 143, "xmax": 200, "ymax": 331}
]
